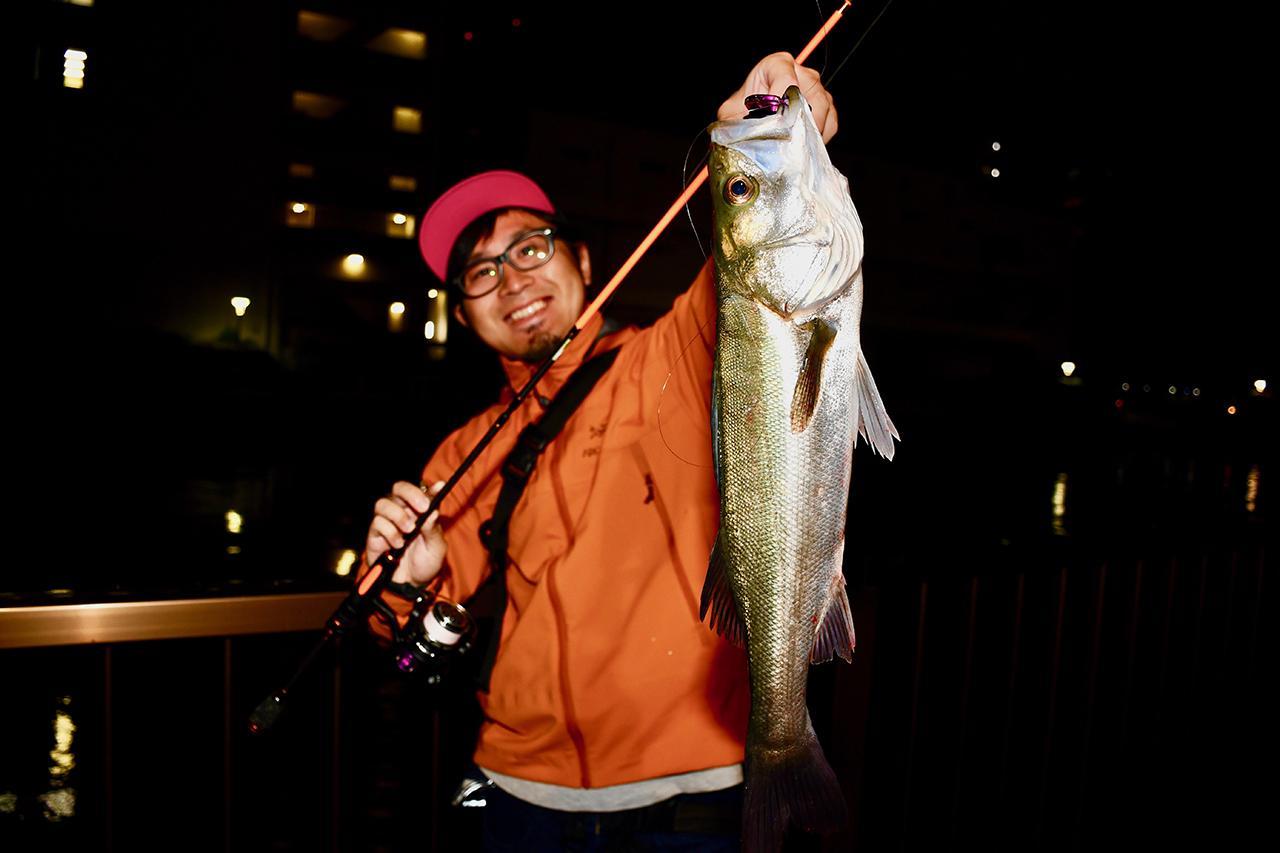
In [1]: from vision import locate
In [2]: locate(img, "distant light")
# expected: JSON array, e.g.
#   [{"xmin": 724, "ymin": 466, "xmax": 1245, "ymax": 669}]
[
  {"xmin": 512, "ymin": 18, "xmax": 522, "ymax": 27},
  {"xmin": 1142, "ymin": 384, "xmax": 1151, "ymax": 393},
  {"xmin": 64, "ymin": 49, "xmax": 88, "ymax": 89},
  {"xmin": 1115, "ymin": 399, "xmax": 1123, "ymax": 408},
  {"xmin": 343, "ymin": 254, "xmax": 366, "ymax": 275},
  {"xmin": 1060, "ymin": 361, "xmax": 1076, "ymax": 378},
  {"xmin": 990, "ymin": 168, "xmax": 1001, "ymax": 178},
  {"xmin": 1255, "ymin": 379, "xmax": 1267, "ymax": 393},
  {"xmin": 386, "ymin": 212, "xmax": 416, "ymax": 239},
  {"xmin": 463, "ymin": 31, "xmax": 474, "ymax": 41},
  {"xmin": 1168, "ymin": 386, "xmax": 1177, "ymax": 395},
  {"xmin": 393, "ymin": 106, "xmax": 422, "ymax": 134},
  {"xmin": 1227, "ymin": 405, "xmax": 1237, "ymax": 415},
  {"xmin": 1121, "ymin": 382, "xmax": 1130, "ymax": 391},
  {"xmin": 334, "ymin": 550, "xmax": 358, "ymax": 577},
  {"xmin": 230, "ymin": 296, "xmax": 251, "ymax": 317},
  {"xmin": 1192, "ymin": 387, "xmax": 1201, "ymax": 397},
  {"xmin": 389, "ymin": 301, "xmax": 406, "ymax": 316},
  {"xmin": 424, "ymin": 320, "xmax": 436, "ymax": 339},
  {"xmin": 226, "ymin": 545, "xmax": 242, "ymax": 555},
  {"xmin": 427, "ymin": 288, "xmax": 438, "ymax": 299},
  {"xmin": 225, "ymin": 511, "xmax": 243, "ymax": 534},
  {"xmin": 389, "ymin": 174, "xmax": 417, "ymax": 192},
  {"xmin": 992, "ymin": 141, "xmax": 1001, "ymax": 151},
  {"xmin": 288, "ymin": 163, "xmax": 315, "ymax": 179},
  {"xmin": 287, "ymin": 200, "xmax": 315, "ymax": 228}
]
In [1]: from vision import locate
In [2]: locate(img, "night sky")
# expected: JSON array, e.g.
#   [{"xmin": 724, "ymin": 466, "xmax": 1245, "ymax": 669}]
[{"xmin": 430, "ymin": 0, "xmax": 1270, "ymax": 375}]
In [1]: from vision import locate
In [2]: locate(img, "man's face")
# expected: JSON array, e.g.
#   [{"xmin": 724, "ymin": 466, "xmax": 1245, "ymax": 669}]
[{"xmin": 453, "ymin": 209, "xmax": 589, "ymax": 363}]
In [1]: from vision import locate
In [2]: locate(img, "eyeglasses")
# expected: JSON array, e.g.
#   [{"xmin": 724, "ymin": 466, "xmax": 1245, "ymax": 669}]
[{"xmin": 455, "ymin": 227, "xmax": 557, "ymax": 299}]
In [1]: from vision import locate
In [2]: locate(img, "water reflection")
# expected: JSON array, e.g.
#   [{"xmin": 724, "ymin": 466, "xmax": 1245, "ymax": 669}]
[
  {"xmin": 1051, "ymin": 473, "xmax": 1068, "ymax": 536},
  {"xmin": 1245, "ymin": 465, "xmax": 1260, "ymax": 514},
  {"xmin": 41, "ymin": 695, "xmax": 76, "ymax": 821}
]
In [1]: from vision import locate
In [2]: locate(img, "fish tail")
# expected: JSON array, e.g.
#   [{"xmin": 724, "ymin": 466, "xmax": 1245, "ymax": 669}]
[{"xmin": 742, "ymin": 728, "xmax": 847, "ymax": 852}]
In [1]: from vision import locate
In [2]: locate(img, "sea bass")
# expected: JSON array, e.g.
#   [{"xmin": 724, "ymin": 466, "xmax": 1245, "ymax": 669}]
[{"xmin": 703, "ymin": 85, "xmax": 899, "ymax": 851}]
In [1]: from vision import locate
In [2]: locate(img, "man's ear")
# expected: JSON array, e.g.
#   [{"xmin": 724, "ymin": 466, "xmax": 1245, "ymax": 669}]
[
  {"xmin": 452, "ymin": 301, "xmax": 469, "ymax": 329},
  {"xmin": 573, "ymin": 242, "xmax": 592, "ymax": 287}
]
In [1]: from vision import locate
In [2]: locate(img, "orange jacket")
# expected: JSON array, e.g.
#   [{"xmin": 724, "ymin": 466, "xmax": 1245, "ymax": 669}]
[{"xmin": 359, "ymin": 259, "xmax": 749, "ymax": 788}]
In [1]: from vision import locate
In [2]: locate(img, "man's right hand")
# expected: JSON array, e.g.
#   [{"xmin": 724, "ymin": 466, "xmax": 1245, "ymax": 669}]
[{"xmin": 365, "ymin": 480, "xmax": 448, "ymax": 586}]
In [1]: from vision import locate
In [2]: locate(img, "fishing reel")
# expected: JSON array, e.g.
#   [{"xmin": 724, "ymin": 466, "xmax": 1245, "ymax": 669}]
[{"xmin": 380, "ymin": 583, "xmax": 477, "ymax": 684}]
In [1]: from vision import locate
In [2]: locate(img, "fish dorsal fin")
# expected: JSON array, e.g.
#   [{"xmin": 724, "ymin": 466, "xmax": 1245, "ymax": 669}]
[
  {"xmin": 855, "ymin": 346, "xmax": 900, "ymax": 461},
  {"xmin": 790, "ymin": 318, "xmax": 837, "ymax": 432},
  {"xmin": 811, "ymin": 568, "xmax": 856, "ymax": 663},
  {"xmin": 699, "ymin": 535, "xmax": 745, "ymax": 647}
]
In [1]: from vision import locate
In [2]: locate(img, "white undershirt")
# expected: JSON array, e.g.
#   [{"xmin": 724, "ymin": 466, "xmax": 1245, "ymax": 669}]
[{"xmin": 478, "ymin": 763, "xmax": 743, "ymax": 812}]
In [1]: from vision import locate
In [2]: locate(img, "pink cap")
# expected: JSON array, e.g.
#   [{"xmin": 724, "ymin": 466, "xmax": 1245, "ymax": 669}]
[{"xmin": 418, "ymin": 170, "xmax": 556, "ymax": 281}]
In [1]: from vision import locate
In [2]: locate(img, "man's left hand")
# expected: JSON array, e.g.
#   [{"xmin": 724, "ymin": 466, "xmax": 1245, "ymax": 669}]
[{"xmin": 716, "ymin": 52, "xmax": 838, "ymax": 144}]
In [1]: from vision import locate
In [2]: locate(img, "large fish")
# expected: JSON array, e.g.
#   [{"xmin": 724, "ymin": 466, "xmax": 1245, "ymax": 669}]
[{"xmin": 702, "ymin": 85, "xmax": 899, "ymax": 851}]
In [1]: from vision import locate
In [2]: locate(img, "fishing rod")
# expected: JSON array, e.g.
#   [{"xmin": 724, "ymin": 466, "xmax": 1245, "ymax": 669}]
[{"xmin": 249, "ymin": 1, "xmax": 855, "ymax": 735}]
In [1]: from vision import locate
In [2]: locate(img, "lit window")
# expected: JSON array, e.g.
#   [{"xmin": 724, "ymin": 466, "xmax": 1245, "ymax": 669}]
[
  {"xmin": 389, "ymin": 174, "xmax": 417, "ymax": 192},
  {"xmin": 287, "ymin": 202, "xmax": 315, "ymax": 228},
  {"xmin": 386, "ymin": 212, "xmax": 416, "ymax": 238},
  {"xmin": 367, "ymin": 28, "xmax": 427, "ymax": 59},
  {"xmin": 334, "ymin": 550, "xmax": 358, "ymax": 577},
  {"xmin": 293, "ymin": 91, "xmax": 346, "ymax": 119},
  {"xmin": 393, "ymin": 106, "xmax": 422, "ymax": 134},
  {"xmin": 297, "ymin": 11, "xmax": 353, "ymax": 41}
]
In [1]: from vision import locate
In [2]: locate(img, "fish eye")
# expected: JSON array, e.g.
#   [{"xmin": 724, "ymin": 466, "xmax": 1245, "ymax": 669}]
[{"xmin": 724, "ymin": 174, "xmax": 758, "ymax": 206}]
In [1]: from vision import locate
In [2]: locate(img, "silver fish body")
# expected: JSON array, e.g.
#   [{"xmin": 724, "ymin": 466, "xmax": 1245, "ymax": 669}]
[{"xmin": 703, "ymin": 85, "xmax": 898, "ymax": 852}]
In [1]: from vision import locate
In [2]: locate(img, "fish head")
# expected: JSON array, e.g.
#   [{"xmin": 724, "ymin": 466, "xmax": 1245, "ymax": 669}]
[{"xmin": 709, "ymin": 85, "xmax": 863, "ymax": 318}]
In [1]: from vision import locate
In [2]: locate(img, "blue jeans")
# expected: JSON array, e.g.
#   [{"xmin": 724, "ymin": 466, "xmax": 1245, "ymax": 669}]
[{"xmin": 479, "ymin": 780, "xmax": 743, "ymax": 852}]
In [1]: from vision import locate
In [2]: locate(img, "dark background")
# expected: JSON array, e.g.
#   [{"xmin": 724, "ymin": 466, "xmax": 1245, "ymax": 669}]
[
  {"xmin": 6, "ymin": 1, "xmax": 1273, "ymax": 850},
  {"xmin": 13, "ymin": 0, "xmax": 1271, "ymax": 599}
]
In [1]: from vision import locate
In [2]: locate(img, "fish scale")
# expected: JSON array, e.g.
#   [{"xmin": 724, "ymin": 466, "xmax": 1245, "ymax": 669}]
[{"xmin": 703, "ymin": 85, "xmax": 899, "ymax": 853}]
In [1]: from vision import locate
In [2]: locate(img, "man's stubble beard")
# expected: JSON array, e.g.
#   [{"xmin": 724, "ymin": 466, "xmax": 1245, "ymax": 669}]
[{"xmin": 518, "ymin": 328, "xmax": 560, "ymax": 364}]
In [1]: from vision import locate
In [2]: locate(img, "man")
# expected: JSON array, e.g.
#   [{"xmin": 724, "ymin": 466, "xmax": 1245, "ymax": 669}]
[{"xmin": 357, "ymin": 53, "xmax": 838, "ymax": 850}]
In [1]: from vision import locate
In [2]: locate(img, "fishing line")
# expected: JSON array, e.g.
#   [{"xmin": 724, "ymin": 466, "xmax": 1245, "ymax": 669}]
[
  {"xmin": 822, "ymin": 0, "xmax": 898, "ymax": 90},
  {"xmin": 656, "ymin": 313, "xmax": 716, "ymax": 468},
  {"xmin": 680, "ymin": 129, "xmax": 711, "ymax": 262}
]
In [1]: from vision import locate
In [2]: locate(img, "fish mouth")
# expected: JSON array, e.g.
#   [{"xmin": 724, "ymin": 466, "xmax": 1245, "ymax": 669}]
[
  {"xmin": 756, "ymin": 236, "xmax": 831, "ymax": 253},
  {"xmin": 504, "ymin": 297, "xmax": 552, "ymax": 329}
]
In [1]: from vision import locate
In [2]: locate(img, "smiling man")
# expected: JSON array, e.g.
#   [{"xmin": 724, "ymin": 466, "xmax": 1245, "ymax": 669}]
[{"xmin": 356, "ymin": 52, "xmax": 838, "ymax": 852}]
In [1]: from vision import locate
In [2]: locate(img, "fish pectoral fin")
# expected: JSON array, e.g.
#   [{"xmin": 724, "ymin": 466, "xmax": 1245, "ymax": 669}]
[
  {"xmin": 811, "ymin": 571, "xmax": 856, "ymax": 664},
  {"xmin": 699, "ymin": 536, "xmax": 746, "ymax": 647},
  {"xmin": 854, "ymin": 345, "xmax": 901, "ymax": 461},
  {"xmin": 790, "ymin": 319, "xmax": 837, "ymax": 433}
]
